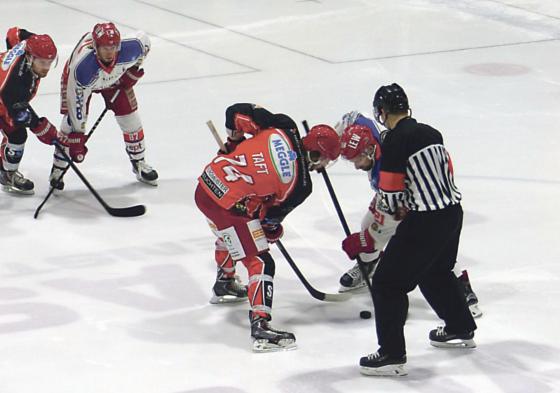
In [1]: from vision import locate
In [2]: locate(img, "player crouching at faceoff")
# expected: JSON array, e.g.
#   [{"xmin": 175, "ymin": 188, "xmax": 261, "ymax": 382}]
[
  {"xmin": 335, "ymin": 111, "xmax": 481, "ymax": 318},
  {"xmin": 195, "ymin": 103, "xmax": 340, "ymax": 352},
  {"xmin": 0, "ymin": 28, "xmax": 62, "ymax": 194},
  {"xmin": 50, "ymin": 22, "xmax": 157, "ymax": 190}
]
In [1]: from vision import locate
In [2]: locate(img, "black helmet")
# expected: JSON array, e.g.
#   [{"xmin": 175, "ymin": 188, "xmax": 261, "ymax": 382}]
[{"xmin": 372, "ymin": 83, "xmax": 409, "ymax": 122}]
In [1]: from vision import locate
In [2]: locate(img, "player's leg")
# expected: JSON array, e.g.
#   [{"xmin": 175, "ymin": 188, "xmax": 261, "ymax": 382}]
[
  {"xmin": 209, "ymin": 237, "xmax": 248, "ymax": 304},
  {"xmin": 0, "ymin": 124, "xmax": 34, "ymax": 194},
  {"xmin": 103, "ymin": 88, "xmax": 158, "ymax": 185}
]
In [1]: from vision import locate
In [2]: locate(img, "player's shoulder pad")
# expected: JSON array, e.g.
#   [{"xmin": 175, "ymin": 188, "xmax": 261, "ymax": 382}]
[
  {"xmin": 1, "ymin": 41, "xmax": 26, "ymax": 72},
  {"xmin": 355, "ymin": 114, "xmax": 381, "ymax": 142},
  {"xmin": 117, "ymin": 39, "xmax": 144, "ymax": 65},
  {"xmin": 74, "ymin": 51, "xmax": 100, "ymax": 87}
]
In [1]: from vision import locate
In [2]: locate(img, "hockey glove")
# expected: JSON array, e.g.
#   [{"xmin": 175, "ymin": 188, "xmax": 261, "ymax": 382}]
[
  {"xmin": 342, "ymin": 230, "xmax": 376, "ymax": 260},
  {"xmin": 30, "ymin": 118, "xmax": 58, "ymax": 145},
  {"xmin": 13, "ymin": 108, "xmax": 39, "ymax": 128},
  {"xmin": 261, "ymin": 218, "xmax": 284, "ymax": 243},
  {"xmin": 118, "ymin": 66, "xmax": 144, "ymax": 89},
  {"xmin": 219, "ymin": 136, "xmax": 247, "ymax": 154},
  {"xmin": 59, "ymin": 132, "xmax": 88, "ymax": 162}
]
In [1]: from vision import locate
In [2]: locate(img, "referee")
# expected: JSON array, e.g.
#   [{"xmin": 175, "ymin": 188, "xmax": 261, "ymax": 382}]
[{"xmin": 360, "ymin": 83, "xmax": 477, "ymax": 376}]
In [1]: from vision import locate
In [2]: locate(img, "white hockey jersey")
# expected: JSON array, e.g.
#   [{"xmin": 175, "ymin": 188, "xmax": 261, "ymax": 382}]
[{"xmin": 61, "ymin": 32, "xmax": 150, "ymax": 132}]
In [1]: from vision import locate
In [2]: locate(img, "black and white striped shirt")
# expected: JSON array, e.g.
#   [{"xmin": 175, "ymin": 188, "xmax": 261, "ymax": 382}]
[{"xmin": 378, "ymin": 118, "xmax": 461, "ymax": 213}]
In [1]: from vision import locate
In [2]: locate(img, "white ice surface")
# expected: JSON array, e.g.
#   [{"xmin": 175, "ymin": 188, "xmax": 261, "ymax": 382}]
[{"xmin": 1, "ymin": 1, "xmax": 559, "ymax": 392}]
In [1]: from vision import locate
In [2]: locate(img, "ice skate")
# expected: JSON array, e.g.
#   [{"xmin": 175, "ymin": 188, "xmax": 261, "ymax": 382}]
[
  {"xmin": 429, "ymin": 326, "xmax": 476, "ymax": 348},
  {"xmin": 209, "ymin": 276, "xmax": 248, "ymax": 304},
  {"xmin": 131, "ymin": 159, "xmax": 158, "ymax": 186},
  {"xmin": 339, "ymin": 258, "xmax": 378, "ymax": 293},
  {"xmin": 0, "ymin": 168, "xmax": 34, "ymax": 195},
  {"xmin": 359, "ymin": 351, "xmax": 407, "ymax": 376},
  {"xmin": 458, "ymin": 270, "xmax": 482, "ymax": 318},
  {"xmin": 49, "ymin": 165, "xmax": 66, "ymax": 191},
  {"xmin": 251, "ymin": 313, "xmax": 296, "ymax": 353}
]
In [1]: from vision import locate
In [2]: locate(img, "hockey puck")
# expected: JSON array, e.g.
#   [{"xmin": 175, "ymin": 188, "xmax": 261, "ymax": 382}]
[{"xmin": 360, "ymin": 310, "xmax": 372, "ymax": 319}]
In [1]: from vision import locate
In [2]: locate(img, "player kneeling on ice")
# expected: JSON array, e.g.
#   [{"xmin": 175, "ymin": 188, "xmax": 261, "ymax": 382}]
[
  {"xmin": 0, "ymin": 28, "xmax": 64, "ymax": 195},
  {"xmin": 334, "ymin": 111, "xmax": 482, "ymax": 318},
  {"xmin": 50, "ymin": 22, "xmax": 157, "ymax": 190},
  {"xmin": 195, "ymin": 103, "xmax": 340, "ymax": 352}
]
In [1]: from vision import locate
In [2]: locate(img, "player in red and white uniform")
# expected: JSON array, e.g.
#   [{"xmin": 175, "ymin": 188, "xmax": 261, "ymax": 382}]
[
  {"xmin": 336, "ymin": 111, "xmax": 481, "ymax": 318},
  {"xmin": 0, "ymin": 27, "xmax": 62, "ymax": 194},
  {"xmin": 195, "ymin": 103, "xmax": 340, "ymax": 352},
  {"xmin": 50, "ymin": 22, "xmax": 157, "ymax": 190}
]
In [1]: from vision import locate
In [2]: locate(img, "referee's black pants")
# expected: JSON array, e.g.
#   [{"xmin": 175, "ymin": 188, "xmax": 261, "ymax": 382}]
[{"xmin": 371, "ymin": 203, "xmax": 477, "ymax": 357}]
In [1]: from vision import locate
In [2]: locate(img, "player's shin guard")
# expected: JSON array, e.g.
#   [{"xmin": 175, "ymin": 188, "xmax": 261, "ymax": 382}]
[
  {"xmin": 0, "ymin": 139, "xmax": 33, "ymax": 194},
  {"xmin": 117, "ymin": 112, "xmax": 158, "ymax": 185},
  {"xmin": 210, "ymin": 240, "xmax": 248, "ymax": 304},
  {"xmin": 244, "ymin": 253, "xmax": 296, "ymax": 352}
]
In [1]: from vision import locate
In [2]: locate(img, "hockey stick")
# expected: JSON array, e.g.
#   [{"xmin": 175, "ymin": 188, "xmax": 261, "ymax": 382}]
[
  {"xmin": 302, "ymin": 120, "xmax": 375, "ymax": 303},
  {"xmin": 51, "ymin": 143, "xmax": 146, "ymax": 217},
  {"xmin": 205, "ymin": 120, "xmax": 349, "ymax": 302},
  {"xmin": 276, "ymin": 240, "xmax": 350, "ymax": 302},
  {"xmin": 34, "ymin": 90, "xmax": 120, "ymax": 219}
]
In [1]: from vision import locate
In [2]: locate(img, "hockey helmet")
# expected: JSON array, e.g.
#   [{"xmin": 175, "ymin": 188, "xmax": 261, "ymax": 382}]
[
  {"xmin": 92, "ymin": 22, "xmax": 121, "ymax": 49},
  {"xmin": 372, "ymin": 83, "xmax": 409, "ymax": 122},
  {"xmin": 26, "ymin": 34, "xmax": 57, "ymax": 60},
  {"xmin": 340, "ymin": 124, "xmax": 381, "ymax": 161},
  {"xmin": 303, "ymin": 124, "xmax": 340, "ymax": 160}
]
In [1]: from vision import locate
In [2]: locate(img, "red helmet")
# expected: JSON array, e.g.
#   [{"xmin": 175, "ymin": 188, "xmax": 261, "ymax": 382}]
[
  {"xmin": 303, "ymin": 124, "xmax": 340, "ymax": 160},
  {"xmin": 340, "ymin": 124, "xmax": 381, "ymax": 160},
  {"xmin": 26, "ymin": 34, "xmax": 57, "ymax": 60},
  {"xmin": 92, "ymin": 22, "xmax": 121, "ymax": 48}
]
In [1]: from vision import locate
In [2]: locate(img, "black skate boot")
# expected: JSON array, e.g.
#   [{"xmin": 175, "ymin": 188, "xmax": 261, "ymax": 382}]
[
  {"xmin": 0, "ymin": 168, "xmax": 34, "ymax": 195},
  {"xmin": 250, "ymin": 312, "xmax": 296, "ymax": 353},
  {"xmin": 458, "ymin": 270, "xmax": 482, "ymax": 318},
  {"xmin": 339, "ymin": 257, "xmax": 378, "ymax": 293},
  {"xmin": 131, "ymin": 159, "xmax": 158, "ymax": 186},
  {"xmin": 209, "ymin": 275, "xmax": 248, "ymax": 304},
  {"xmin": 359, "ymin": 351, "xmax": 407, "ymax": 376},
  {"xmin": 49, "ymin": 165, "xmax": 66, "ymax": 191},
  {"xmin": 429, "ymin": 326, "xmax": 476, "ymax": 348}
]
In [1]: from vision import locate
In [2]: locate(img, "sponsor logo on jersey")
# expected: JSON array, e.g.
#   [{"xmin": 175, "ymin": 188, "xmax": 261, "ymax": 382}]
[
  {"xmin": 1, "ymin": 42, "xmax": 25, "ymax": 71},
  {"xmin": 75, "ymin": 88, "xmax": 85, "ymax": 120},
  {"xmin": 201, "ymin": 166, "xmax": 229, "ymax": 199},
  {"xmin": 268, "ymin": 133, "xmax": 295, "ymax": 184}
]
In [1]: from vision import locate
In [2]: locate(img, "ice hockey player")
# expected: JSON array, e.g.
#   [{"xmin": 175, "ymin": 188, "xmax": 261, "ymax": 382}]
[
  {"xmin": 50, "ymin": 22, "xmax": 157, "ymax": 190},
  {"xmin": 348, "ymin": 83, "xmax": 476, "ymax": 376},
  {"xmin": 0, "ymin": 27, "xmax": 61, "ymax": 194},
  {"xmin": 194, "ymin": 103, "xmax": 340, "ymax": 352},
  {"xmin": 335, "ymin": 111, "xmax": 482, "ymax": 319}
]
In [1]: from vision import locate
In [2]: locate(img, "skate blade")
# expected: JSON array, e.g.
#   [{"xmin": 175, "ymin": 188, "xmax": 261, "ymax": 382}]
[
  {"xmin": 430, "ymin": 339, "xmax": 476, "ymax": 349},
  {"xmin": 360, "ymin": 364, "xmax": 407, "ymax": 376},
  {"xmin": 252, "ymin": 339, "xmax": 297, "ymax": 353},
  {"xmin": 209, "ymin": 295, "xmax": 248, "ymax": 305},
  {"xmin": 137, "ymin": 176, "xmax": 158, "ymax": 186},
  {"xmin": 469, "ymin": 304, "xmax": 483, "ymax": 319},
  {"xmin": 2, "ymin": 185, "xmax": 34, "ymax": 195}
]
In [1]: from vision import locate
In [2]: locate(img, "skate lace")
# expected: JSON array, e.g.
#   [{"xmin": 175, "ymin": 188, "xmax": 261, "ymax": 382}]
[
  {"xmin": 367, "ymin": 351, "xmax": 382, "ymax": 360},
  {"xmin": 435, "ymin": 326, "xmax": 446, "ymax": 337},
  {"xmin": 12, "ymin": 171, "xmax": 28, "ymax": 186},
  {"xmin": 347, "ymin": 264, "xmax": 363, "ymax": 280},
  {"xmin": 137, "ymin": 160, "xmax": 153, "ymax": 173}
]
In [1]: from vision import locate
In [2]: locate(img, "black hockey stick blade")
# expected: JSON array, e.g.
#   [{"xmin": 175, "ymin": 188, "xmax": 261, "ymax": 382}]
[
  {"xmin": 105, "ymin": 203, "xmax": 147, "ymax": 218},
  {"xmin": 276, "ymin": 240, "xmax": 351, "ymax": 302}
]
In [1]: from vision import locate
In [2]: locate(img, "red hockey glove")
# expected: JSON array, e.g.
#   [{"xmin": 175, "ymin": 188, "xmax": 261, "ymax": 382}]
[
  {"xmin": 118, "ymin": 66, "xmax": 144, "ymax": 89},
  {"xmin": 30, "ymin": 117, "xmax": 58, "ymax": 145},
  {"xmin": 59, "ymin": 132, "xmax": 88, "ymax": 162},
  {"xmin": 342, "ymin": 230, "xmax": 376, "ymax": 260},
  {"xmin": 261, "ymin": 219, "xmax": 284, "ymax": 243}
]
